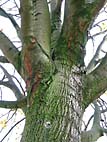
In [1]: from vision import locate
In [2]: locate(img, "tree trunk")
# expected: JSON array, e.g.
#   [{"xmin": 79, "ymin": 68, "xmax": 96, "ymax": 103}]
[
  {"xmin": 21, "ymin": 63, "xmax": 83, "ymax": 142},
  {"xmin": 19, "ymin": 1, "xmax": 107, "ymax": 141}
]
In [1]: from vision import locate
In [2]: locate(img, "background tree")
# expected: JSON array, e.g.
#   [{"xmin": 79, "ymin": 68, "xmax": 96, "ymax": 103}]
[{"xmin": 0, "ymin": 0, "xmax": 107, "ymax": 142}]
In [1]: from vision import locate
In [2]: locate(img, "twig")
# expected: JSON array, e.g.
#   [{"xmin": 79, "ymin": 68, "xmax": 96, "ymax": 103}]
[{"xmin": 0, "ymin": 117, "xmax": 25, "ymax": 142}]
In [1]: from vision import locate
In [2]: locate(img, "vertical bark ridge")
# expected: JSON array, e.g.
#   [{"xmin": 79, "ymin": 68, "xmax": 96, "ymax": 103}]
[{"xmin": 21, "ymin": 63, "xmax": 83, "ymax": 142}]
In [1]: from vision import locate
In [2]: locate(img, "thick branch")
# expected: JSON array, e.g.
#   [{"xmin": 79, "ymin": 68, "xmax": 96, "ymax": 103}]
[
  {"xmin": 59, "ymin": 0, "xmax": 106, "ymax": 66},
  {"xmin": 83, "ymin": 53, "xmax": 107, "ymax": 108},
  {"xmin": 0, "ymin": 81, "xmax": 23, "ymax": 99},
  {"xmin": 85, "ymin": 99, "xmax": 107, "ymax": 131},
  {"xmin": 81, "ymin": 101, "xmax": 103, "ymax": 142},
  {"xmin": 20, "ymin": 0, "xmax": 52, "ymax": 87},
  {"xmin": 21, "ymin": 0, "xmax": 51, "ymax": 57},
  {"xmin": 101, "ymin": 128, "xmax": 107, "ymax": 133},
  {"xmin": 92, "ymin": 101, "xmax": 101, "ymax": 129},
  {"xmin": 0, "ymin": 56, "xmax": 9, "ymax": 63},
  {"xmin": 56, "ymin": 1, "xmax": 105, "ymax": 66},
  {"xmin": 81, "ymin": 123, "xmax": 103, "ymax": 142},
  {"xmin": 0, "ymin": 98, "xmax": 27, "ymax": 109},
  {"xmin": 62, "ymin": 0, "xmax": 106, "ymax": 41},
  {"xmin": 51, "ymin": 0, "xmax": 62, "ymax": 48},
  {"xmin": 0, "ymin": 32, "xmax": 20, "ymax": 70},
  {"xmin": 20, "ymin": 0, "xmax": 33, "ymax": 40},
  {"xmin": 51, "ymin": 0, "xmax": 62, "ymax": 12},
  {"xmin": 32, "ymin": 0, "xmax": 51, "ymax": 56}
]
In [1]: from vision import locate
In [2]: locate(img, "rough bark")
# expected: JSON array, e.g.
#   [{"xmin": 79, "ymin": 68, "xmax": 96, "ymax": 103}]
[
  {"xmin": 21, "ymin": 63, "xmax": 83, "ymax": 142},
  {"xmin": 19, "ymin": 0, "xmax": 107, "ymax": 142},
  {"xmin": 0, "ymin": 0, "xmax": 106, "ymax": 142}
]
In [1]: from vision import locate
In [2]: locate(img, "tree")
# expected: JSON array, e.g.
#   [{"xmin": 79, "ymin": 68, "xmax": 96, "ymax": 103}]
[{"xmin": 0, "ymin": 0, "xmax": 107, "ymax": 142}]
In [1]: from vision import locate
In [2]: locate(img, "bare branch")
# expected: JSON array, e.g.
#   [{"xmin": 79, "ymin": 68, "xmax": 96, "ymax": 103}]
[
  {"xmin": 0, "ymin": 117, "xmax": 25, "ymax": 142},
  {"xmin": 0, "ymin": 32, "xmax": 20, "ymax": 70},
  {"xmin": 92, "ymin": 101, "xmax": 101, "ymax": 129},
  {"xmin": 0, "ymin": 56, "xmax": 9, "ymax": 63},
  {"xmin": 82, "ymin": 101, "xmax": 103, "ymax": 142},
  {"xmin": 0, "ymin": 65, "xmax": 24, "ymax": 100},
  {"xmin": 0, "ymin": 98, "xmax": 27, "ymax": 109},
  {"xmin": 83, "ymin": 54, "xmax": 107, "ymax": 107},
  {"xmin": 13, "ymin": 0, "xmax": 20, "ymax": 9},
  {"xmin": 0, "ymin": 0, "xmax": 9, "ymax": 7},
  {"xmin": 86, "ymin": 34, "xmax": 107, "ymax": 74},
  {"xmin": 93, "ymin": 19, "xmax": 107, "ymax": 29},
  {"xmin": 89, "ymin": 28, "xmax": 107, "ymax": 38},
  {"xmin": 85, "ymin": 114, "xmax": 93, "ymax": 131},
  {"xmin": 0, "ymin": 7, "xmax": 21, "ymax": 40},
  {"xmin": 0, "ymin": 80, "xmax": 23, "ymax": 98},
  {"xmin": 101, "ymin": 127, "xmax": 107, "ymax": 133},
  {"xmin": 85, "ymin": 99, "xmax": 107, "ymax": 131},
  {"xmin": 12, "ymin": 75, "xmax": 25, "ymax": 96}
]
